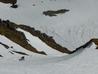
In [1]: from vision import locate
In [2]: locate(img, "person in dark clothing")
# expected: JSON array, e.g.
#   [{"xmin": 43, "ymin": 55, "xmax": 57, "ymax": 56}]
[{"xmin": 19, "ymin": 56, "xmax": 25, "ymax": 61}]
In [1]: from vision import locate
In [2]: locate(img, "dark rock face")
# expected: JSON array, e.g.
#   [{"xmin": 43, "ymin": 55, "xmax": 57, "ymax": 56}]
[
  {"xmin": 12, "ymin": 50, "xmax": 28, "ymax": 55},
  {"xmin": 43, "ymin": 9, "xmax": 69, "ymax": 16},
  {"xmin": 0, "ymin": 0, "xmax": 18, "ymax": 8},
  {"xmin": 0, "ymin": 19, "xmax": 72, "ymax": 55},
  {"xmin": 18, "ymin": 25, "xmax": 72, "ymax": 54},
  {"xmin": 0, "ymin": 42, "xmax": 9, "ymax": 49},
  {"xmin": 11, "ymin": 4, "xmax": 18, "ymax": 8},
  {"xmin": 0, "ymin": 0, "xmax": 17, "ymax": 4},
  {"xmin": 0, "ymin": 19, "xmax": 97, "ymax": 55},
  {"xmin": 0, "ymin": 55, "xmax": 3, "ymax": 57},
  {"xmin": 0, "ymin": 19, "xmax": 46, "ymax": 55},
  {"xmin": 2, "ymin": 19, "xmax": 95, "ymax": 55}
]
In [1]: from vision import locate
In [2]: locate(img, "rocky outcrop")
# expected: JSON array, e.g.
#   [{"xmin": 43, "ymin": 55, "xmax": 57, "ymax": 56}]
[
  {"xmin": 0, "ymin": 42, "xmax": 9, "ymax": 49},
  {"xmin": 0, "ymin": 0, "xmax": 18, "ymax": 8},
  {"xmin": 12, "ymin": 50, "xmax": 28, "ymax": 55},
  {"xmin": 0, "ymin": 19, "xmax": 72, "ymax": 55},
  {"xmin": 1, "ymin": 19, "xmax": 97, "ymax": 55},
  {"xmin": 0, "ymin": 19, "xmax": 46, "ymax": 55},
  {"xmin": 43, "ymin": 9, "xmax": 69, "ymax": 16},
  {"xmin": 18, "ymin": 25, "xmax": 72, "ymax": 54}
]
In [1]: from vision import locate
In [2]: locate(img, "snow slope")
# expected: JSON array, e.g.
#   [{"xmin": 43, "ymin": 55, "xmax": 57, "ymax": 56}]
[
  {"xmin": 0, "ymin": 0, "xmax": 98, "ymax": 50},
  {"xmin": 0, "ymin": 0, "xmax": 98, "ymax": 74},
  {"xmin": 0, "ymin": 42, "xmax": 98, "ymax": 74}
]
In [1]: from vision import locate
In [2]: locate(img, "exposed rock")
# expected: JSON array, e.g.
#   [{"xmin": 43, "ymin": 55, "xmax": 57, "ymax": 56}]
[
  {"xmin": 0, "ymin": 0, "xmax": 18, "ymax": 8},
  {"xmin": 43, "ymin": 9, "xmax": 69, "ymax": 16},
  {"xmin": 9, "ymin": 51, "xmax": 14, "ymax": 55},
  {"xmin": 12, "ymin": 50, "xmax": 28, "ymax": 55},
  {"xmin": 0, "ymin": 19, "xmax": 46, "ymax": 55},
  {"xmin": 18, "ymin": 25, "xmax": 72, "ymax": 54},
  {"xmin": 0, "ymin": 55, "xmax": 3, "ymax": 57},
  {"xmin": 11, "ymin": 4, "xmax": 18, "ymax": 8},
  {"xmin": 0, "ymin": 42, "xmax": 9, "ymax": 49},
  {"xmin": 1, "ymin": 19, "xmax": 95, "ymax": 55}
]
